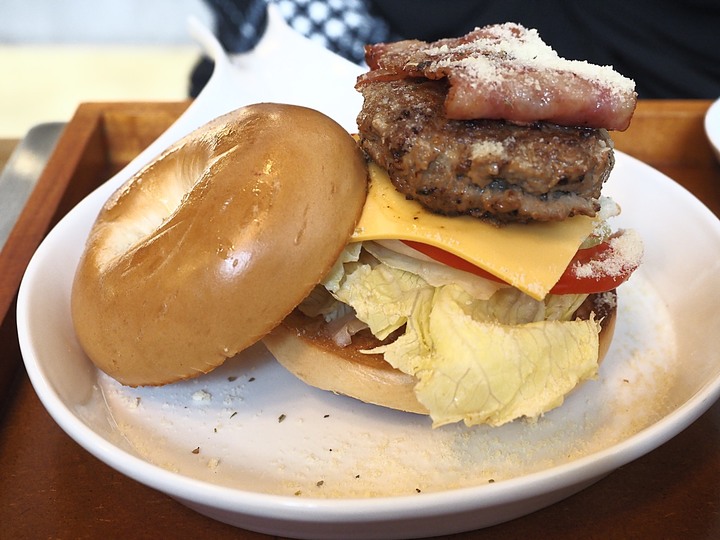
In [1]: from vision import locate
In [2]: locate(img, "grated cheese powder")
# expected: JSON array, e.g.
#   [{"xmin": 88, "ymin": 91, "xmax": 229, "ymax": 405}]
[
  {"xmin": 425, "ymin": 23, "xmax": 635, "ymax": 97},
  {"xmin": 574, "ymin": 229, "xmax": 644, "ymax": 279}
]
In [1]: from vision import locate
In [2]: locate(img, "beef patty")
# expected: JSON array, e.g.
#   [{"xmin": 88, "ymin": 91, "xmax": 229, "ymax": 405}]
[{"xmin": 356, "ymin": 79, "xmax": 615, "ymax": 223}]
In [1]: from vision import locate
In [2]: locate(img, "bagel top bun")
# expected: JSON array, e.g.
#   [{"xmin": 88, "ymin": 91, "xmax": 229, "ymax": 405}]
[{"xmin": 71, "ymin": 103, "xmax": 368, "ymax": 387}]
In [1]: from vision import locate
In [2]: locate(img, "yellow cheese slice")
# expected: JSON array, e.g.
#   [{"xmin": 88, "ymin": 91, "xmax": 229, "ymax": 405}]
[{"xmin": 351, "ymin": 162, "xmax": 597, "ymax": 300}]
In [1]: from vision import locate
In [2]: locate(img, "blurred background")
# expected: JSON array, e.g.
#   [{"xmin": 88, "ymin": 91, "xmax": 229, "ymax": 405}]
[
  {"xmin": 3, "ymin": 0, "xmax": 719, "ymax": 140},
  {"xmin": 0, "ymin": 0, "xmax": 213, "ymax": 138}
]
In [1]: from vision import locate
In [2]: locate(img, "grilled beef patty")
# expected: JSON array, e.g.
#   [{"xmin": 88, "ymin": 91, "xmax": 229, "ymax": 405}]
[{"xmin": 356, "ymin": 79, "xmax": 615, "ymax": 223}]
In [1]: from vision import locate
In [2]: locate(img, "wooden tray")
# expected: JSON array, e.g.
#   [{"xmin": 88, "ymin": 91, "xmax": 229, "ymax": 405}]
[
  {"xmin": 0, "ymin": 102, "xmax": 190, "ymax": 408},
  {"xmin": 1, "ymin": 100, "xmax": 719, "ymax": 539}
]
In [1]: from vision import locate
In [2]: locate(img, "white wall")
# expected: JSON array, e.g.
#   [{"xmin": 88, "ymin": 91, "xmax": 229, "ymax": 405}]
[
  {"xmin": 0, "ymin": 0, "xmax": 217, "ymax": 137},
  {"xmin": 0, "ymin": 0, "xmax": 213, "ymax": 44}
]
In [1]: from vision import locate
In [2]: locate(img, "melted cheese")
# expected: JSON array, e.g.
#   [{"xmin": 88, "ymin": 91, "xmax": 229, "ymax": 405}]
[{"xmin": 351, "ymin": 162, "xmax": 596, "ymax": 300}]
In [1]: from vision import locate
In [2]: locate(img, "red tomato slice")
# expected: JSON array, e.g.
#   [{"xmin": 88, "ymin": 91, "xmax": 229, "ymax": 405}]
[
  {"xmin": 402, "ymin": 240, "xmax": 504, "ymax": 283},
  {"xmin": 548, "ymin": 240, "xmax": 635, "ymax": 294},
  {"xmin": 401, "ymin": 238, "xmax": 637, "ymax": 295}
]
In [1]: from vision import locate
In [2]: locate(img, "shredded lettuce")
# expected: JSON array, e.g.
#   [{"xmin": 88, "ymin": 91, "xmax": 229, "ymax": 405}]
[
  {"xmin": 298, "ymin": 285, "xmax": 353, "ymax": 320},
  {"xmin": 314, "ymin": 242, "xmax": 601, "ymax": 427},
  {"xmin": 323, "ymin": 242, "xmax": 362, "ymax": 293},
  {"xmin": 332, "ymin": 262, "xmax": 430, "ymax": 340},
  {"xmin": 373, "ymin": 285, "xmax": 599, "ymax": 427},
  {"xmin": 363, "ymin": 241, "xmax": 504, "ymax": 300}
]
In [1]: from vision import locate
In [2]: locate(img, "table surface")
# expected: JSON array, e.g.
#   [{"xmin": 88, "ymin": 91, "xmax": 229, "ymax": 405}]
[{"xmin": 1, "ymin": 100, "xmax": 719, "ymax": 539}]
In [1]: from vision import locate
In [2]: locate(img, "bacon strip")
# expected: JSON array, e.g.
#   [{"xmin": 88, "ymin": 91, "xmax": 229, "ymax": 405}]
[{"xmin": 357, "ymin": 24, "xmax": 637, "ymax": 131}]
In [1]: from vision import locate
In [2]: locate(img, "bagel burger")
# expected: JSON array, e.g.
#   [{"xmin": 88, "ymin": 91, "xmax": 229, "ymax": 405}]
[
  {"xmin": 262, "ymin": 24, "xmax": 643, "ymax": 427},
  {"xmin": 71, "ymin": 24, "xmax": 643, "ymax": 430}
]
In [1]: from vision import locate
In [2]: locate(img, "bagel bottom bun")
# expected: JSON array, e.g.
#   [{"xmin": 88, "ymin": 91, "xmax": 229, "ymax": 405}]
[
  {"xmin": 71, "ymin": 103, "xmax": 368, "ymax": 387},
  {"xmin": 263, "ymin": 290, "xmax": 617, "ymax": 419}
]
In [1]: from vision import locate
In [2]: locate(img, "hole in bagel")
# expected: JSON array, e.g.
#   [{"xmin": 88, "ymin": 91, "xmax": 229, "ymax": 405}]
[{"xmin": 97, "ymin": 140, "xmax": 214, "ymax": 271}]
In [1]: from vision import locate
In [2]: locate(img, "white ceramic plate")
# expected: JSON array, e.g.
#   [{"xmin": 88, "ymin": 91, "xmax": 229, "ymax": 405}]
[
  {"xmin": 16, "ymin": 8, "xmax": 720, "ymax": 540},
  {"xmin": 704, "ymin": 96, "xmax": 720, "ymax": 162}
]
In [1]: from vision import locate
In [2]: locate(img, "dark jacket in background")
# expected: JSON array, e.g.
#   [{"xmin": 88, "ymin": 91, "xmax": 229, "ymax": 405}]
[{"xmin": 191, "ymin": 0, "xmax": 720, "ymax": 100}]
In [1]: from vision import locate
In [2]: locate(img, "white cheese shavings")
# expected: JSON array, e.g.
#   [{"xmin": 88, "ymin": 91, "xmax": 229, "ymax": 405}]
[
  {"xmin": 574, "ymin": 229, "xmax": 644, "ymax": 279},
  {"xmin": 426, "ymin": 23, "xmax": 634, "ymax": 96}
]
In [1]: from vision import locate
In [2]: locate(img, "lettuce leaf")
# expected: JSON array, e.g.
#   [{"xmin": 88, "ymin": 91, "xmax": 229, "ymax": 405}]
[
  {"xmin": 373, "ymin": 285, "xmax": 599, "ymax": 427},
  {"xmin": 320, "ymin": 242, "xmax": 600, "ymax": 427},
  {"xmin": 322, "ymin": 242, "xmax": 362, "ymax": 293},
  {"xmin": 332, "ymin": 262, "xmax": 431, "ymax": 340},
  {"xmin": 363, "ymin": 241, "xmax": 504, "ymax": 300}
]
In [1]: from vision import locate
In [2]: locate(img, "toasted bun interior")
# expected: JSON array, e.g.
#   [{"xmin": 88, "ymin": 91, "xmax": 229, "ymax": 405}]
[
  {"xmin": 263, "ymin": 291, "xmax": 617, "ymax": 415},
  {"xmin": 71, "ymin": 104, "xmax": 368, "ymax": 386}
]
